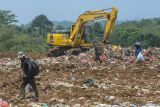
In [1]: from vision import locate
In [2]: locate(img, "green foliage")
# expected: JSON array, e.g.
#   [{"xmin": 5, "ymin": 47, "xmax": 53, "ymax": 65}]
[
  {"xmin": 55, "ymin": 25, "xmax": 65, "ymax": 30},
  {"xmin": 110, "ymin": 18, "xmax": 160, "ymax": 48},
  {"xmin": 30, "ymin": 14, "xmax": 54, "ymax": 36},
  {"xmin": 0, "ymin": 27, "xmax": 15, "ymax": 51},
  {"xmin": 93, "ymin": 22, "xmax": 103, "ymax": 33},
  {"xmin": 0, "ymin": 10, "xmax": 17, "ymax": 26},
  {"xmin": 85, "ymin": 22, "xmax": 104, "ymax": 42},
  {"xmin": 0, "ymin": 10, "xmax": 49, "ymax": 53}
]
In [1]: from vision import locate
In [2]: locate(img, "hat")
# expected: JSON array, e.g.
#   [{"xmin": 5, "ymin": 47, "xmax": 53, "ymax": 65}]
[
  {"xmin": 17, "ymin": 52, "xmax": 25, "ymax": 58},
  {"xmin": 134, "ymin": 42, "xmax": 141, "ymax": 46}
]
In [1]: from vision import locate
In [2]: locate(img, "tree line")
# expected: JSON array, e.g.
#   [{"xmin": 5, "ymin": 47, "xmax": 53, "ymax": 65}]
[
  {"xmin": 110, "ymin": 18, "xmax": 160, "ymax": 48},
  {"xmin": 0, "ymin": 10, "xmax": 159, "ymax": 53},
  {"xmin": 0, "ymin": 10, "xmax": 54, "ymax": 53}
]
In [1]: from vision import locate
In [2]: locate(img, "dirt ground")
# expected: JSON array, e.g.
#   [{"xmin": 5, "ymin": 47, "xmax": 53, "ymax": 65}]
[{"xmin": 0, "ymin": 52, "xmax": 160, "ymax": 106}]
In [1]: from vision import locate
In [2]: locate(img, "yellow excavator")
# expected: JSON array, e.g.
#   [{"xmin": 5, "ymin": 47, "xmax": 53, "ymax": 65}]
[{"xmin": 47, "ymin": 7, "xmax": 118, "ymax": 57}]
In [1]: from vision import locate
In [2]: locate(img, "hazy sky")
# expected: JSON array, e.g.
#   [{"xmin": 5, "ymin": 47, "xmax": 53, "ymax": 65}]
[{"xmin": 0, "ymin": 0, "xmax": 159, "ymax": 24}]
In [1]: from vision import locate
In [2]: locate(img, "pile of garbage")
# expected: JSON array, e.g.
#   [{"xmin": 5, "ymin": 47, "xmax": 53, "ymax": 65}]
[
  {"xmin": 0, "ymin": 58, "xmax": 19, "ymax": 72},
  {"xmin": 0, "ymin": 46, "xmax": 160, "ymax": 106},
  {"xmin": 0, "ymin": 46, "xmax": 160, "ymax": 72}
]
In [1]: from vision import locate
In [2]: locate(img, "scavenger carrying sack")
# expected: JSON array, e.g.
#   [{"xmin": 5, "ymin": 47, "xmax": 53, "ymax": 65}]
[
  {"xmin": 136, "ymin": 52, "xmax": 144, "ymax": 62},
  {"xmin": 29, "ymin": 59, "xmax": 40, "ymax": 76},
  {"xmin": 23, "ymin": 58, "xmax": 40, "ymax": 77}
]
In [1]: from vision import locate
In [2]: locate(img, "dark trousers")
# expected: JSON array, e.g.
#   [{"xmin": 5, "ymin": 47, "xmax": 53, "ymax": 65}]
[
  {"xmin": 94, "ymin": 47, "xmax": 102, "ymax": 63},
  {"xmin": 20, "ymin": 77, "xmax": 39, "ymax": 98}
]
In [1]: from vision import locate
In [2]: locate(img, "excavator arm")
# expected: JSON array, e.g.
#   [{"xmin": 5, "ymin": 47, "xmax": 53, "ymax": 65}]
[
  {"xmin": 69, "ymin": 7, "xmax": 118, "ymax": 45},
  {"xmin": 104, "ymin": 7, "xmax": 118, "ymax": 40}
]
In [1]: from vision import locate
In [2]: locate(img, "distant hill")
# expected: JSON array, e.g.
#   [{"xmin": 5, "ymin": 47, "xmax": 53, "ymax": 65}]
[{"xmin": 53, "ymin": 20, "xmax": 74, "ymax": 28}]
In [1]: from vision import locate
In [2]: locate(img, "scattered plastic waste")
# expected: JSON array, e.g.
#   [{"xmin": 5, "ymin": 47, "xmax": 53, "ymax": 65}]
[
  {"xmin": 0, "ymin": 47, "xmax": 160, "ymax": 106},
  {"xmin": 42, "ymin": 103, "xmax": 48, "ymax": 107}
]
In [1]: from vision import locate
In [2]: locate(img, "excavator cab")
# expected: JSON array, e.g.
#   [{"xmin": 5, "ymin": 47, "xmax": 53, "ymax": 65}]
[
  {"xmin": 47, "ymin": 31, "xmax": 70, "ymax": 46},
  {"xmin": 47, "ymin": 24, "xmax": 76, "ymax": 46}
]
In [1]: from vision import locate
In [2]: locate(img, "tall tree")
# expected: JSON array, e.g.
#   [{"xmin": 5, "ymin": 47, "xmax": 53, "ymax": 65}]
[
  {"xmin": 0, "ymin": 10, "xmax": 17, "ymax": 26},
  {"xmin": 92, "ymin": 22, "xmax": 103, "ymax": 41},
  {"xmin": 55, "ymin": 25, "xmax": 65, "ymax": 30},
  {"xmin": 30, "ymin": 14, "xmax": 54, "ymax": 36}
]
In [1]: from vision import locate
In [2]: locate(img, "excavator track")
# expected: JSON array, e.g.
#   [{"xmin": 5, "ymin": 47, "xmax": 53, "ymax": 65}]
[
  {"xmin": 47, "ymin": 47, "xmax": 90, "ymax": 57},
  {"xmin": 47, "ymin": 47, "xmax": 66, "ymax": 57}
]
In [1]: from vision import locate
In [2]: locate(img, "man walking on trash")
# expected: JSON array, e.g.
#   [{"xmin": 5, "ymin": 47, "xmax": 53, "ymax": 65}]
[
  {"xmin": 134, "ymin": 42, "xmax": 144, "ymax": 62},
  {"xmin": 94, "ymin": 46, "xmax": 102, "ymax": 63},
  {"xmin": 134, "ymin": 42, "xmax": 142, "ymax": 58},
  {"xmin": 18, "ymin": 52, "xmax": 39, "ymax": 100}
]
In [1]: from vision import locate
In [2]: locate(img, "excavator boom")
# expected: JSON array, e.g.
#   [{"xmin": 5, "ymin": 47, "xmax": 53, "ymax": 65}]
[{"xmin": 69, "ymin": 7, "xmax": 118, "ymax": 45}]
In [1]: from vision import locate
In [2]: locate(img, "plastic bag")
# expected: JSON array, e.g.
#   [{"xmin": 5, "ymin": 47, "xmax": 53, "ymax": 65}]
[
  {"xmin": 99, "ymin": 54, "xmax": 107, "ymax": 62},
  {"xmin": 25, "ymin": 84, "xmax": 33, "ymax": 93},
  {"xmin": 136, "ymin": 52, "xmax": 144, "ymax": 61}
]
